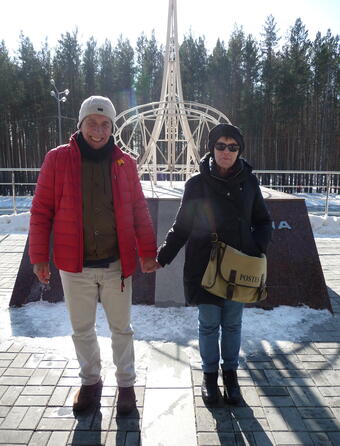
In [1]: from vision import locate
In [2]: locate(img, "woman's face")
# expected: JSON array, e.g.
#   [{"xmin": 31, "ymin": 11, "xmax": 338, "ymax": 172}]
[{"xmin": 213, "ymin": 136, "xmax": 240, "ymax": 174}]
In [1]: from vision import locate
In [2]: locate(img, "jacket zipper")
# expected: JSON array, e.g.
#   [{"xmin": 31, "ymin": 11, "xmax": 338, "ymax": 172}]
[{"xmin": 111, "ymin": 168, "xmax": 126, "ymax": 290}]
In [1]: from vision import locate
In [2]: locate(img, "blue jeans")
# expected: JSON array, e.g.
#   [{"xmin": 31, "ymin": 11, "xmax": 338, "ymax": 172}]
[{"xmin": 198, "ymin": 301, "xmax": 244, "ymax": 373}]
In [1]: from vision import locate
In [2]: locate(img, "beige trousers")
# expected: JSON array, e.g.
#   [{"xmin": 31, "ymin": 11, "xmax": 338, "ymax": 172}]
[{"xmin": 60, "ymin": 260, "xmax": 135, "ymax": 387}]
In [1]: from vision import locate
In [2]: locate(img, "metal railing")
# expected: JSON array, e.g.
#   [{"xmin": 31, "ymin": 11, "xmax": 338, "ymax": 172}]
[
  {"xmin": 253, "ymin": 170, "xmax": 340, "ymax": 216},
  {"xmin": 0, "ymin": 168, "xmax": 339, "ymax": 216}
]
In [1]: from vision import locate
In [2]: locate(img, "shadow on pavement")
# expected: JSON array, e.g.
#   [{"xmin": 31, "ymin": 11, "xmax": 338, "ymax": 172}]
[
  {"xmin": 70, "ymin": 408, "xmax": 104, "ymax": 446},
  {"xmin": 198, "ymin": 391, "xmax": 275, "ymax": 446}
]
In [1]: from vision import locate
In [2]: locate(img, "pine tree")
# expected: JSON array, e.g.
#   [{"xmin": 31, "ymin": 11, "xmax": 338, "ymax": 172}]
[
  {"xmin": 226, "ymin": 26, "xmax": 245, "ymax": 124},
  {"xmin": 98, "ymin": 39, "xmax": 116, "ymax": 100},
  {"xmin": 112, "ymin": 36, "xmax": 135, "ymax": 113},
  {"xmin": 17, "ymin": 34, "xmax": 46, "ymax": 115},
  {"xmin": 276, "ymin": 18, "xmax": 312, "ymax": 168},
  {"xmin": 53, "ymin": 29, "xmax": 82, "ymax": 124},
  {"xmin": 180, "ymin": 33, "xmax": 208, "ymax": 102},
  {"xmin": 207, "ymin": 39, "xmax": 229, "ymax": 114},
  {"xmin": 135, "ymin": 31, "xmax": 163, "ymax": 104},
  {"xmin": 241, "ymin": 34, "xmax": 261, "ymax": 165},
  {"xmin": 260, "ymin": 15, "xmax": 280, "ymax": 167},
  {"xmin": 0, "ymin": 24, "xmax": 338, "ymax": 173},
  {"xmin": 0, "ymin": 41, "xmax": 19, "ymax": 168},
  {"xmin": 83, "ymin": 36, "xmax": 98, "ymax": 97},
  {"xmin": 16, "ymin": 34, "xmax": 52, "ymax": 166},
  {"xmin": 0, "ymin": 41, "xmax": 18, "ymax": 112},
  {"xmin": 311, "ymin": 30, "xmax": 340, "ymax": 169},
  {"xmin": 241, "ymin": 34, "xmax": 260, "ymax": 126}
]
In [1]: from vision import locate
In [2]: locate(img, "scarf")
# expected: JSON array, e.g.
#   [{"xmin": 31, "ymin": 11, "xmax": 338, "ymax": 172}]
[{"xmin": 76, "ymin": 131, "xmax": 115, "ymax": 162}]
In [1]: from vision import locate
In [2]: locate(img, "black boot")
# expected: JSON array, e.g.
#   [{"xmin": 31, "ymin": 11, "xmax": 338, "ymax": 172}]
[
  {"xmin": 222, "ymin": 369, "xmax": 242, "ymax": 405},
  {"xmin": 201, "ymin": 372, "xmax": 219, "ymax": 404}
]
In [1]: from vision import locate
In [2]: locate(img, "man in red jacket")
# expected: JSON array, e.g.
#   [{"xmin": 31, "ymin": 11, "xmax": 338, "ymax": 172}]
[{"xmin": 29, "ymin": 96, "xmax": 158, "ymax": 415}]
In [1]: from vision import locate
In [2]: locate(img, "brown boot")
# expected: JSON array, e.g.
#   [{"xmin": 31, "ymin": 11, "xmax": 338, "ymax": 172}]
[
  {"xmin": 116, "ymin": 386, "xmax": 137, "ymax": 416},
  {"xmin": 73, "ymin": 378, "xmax": 103, "ymax": 412}
]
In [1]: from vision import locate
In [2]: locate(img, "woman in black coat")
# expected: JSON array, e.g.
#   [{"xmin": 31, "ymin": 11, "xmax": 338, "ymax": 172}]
[{"xmin": 157, "ymin": 124, "xmax": 272, "ymax": 405}]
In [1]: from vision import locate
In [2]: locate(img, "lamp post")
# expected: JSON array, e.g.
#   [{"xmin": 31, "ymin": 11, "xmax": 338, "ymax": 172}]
[{"xmin": 50, "ymin": 79, "xmax": 70, "ymax": 145}]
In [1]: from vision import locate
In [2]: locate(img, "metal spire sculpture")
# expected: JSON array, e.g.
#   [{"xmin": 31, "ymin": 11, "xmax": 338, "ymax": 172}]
[{"xmin": 114, "ymin": 0, "xmax": 230, "ymax": 184}]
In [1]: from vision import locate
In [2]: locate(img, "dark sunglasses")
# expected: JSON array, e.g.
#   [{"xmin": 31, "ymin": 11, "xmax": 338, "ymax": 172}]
[{"xmin": 214, "ymin": 142, "xmax": 240, "ymax": 152}]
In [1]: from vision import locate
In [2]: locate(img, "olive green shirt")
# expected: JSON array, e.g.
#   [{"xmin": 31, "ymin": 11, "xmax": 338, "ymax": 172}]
[{"xmin": 81, "ymin": 156, "xmax": 119, "ymax": 263}]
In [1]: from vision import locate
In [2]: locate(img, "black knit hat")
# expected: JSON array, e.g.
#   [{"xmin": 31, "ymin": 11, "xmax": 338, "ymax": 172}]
[{"xmin": 208, "ymin": 123, "xmax": 245, "ymax": 154}]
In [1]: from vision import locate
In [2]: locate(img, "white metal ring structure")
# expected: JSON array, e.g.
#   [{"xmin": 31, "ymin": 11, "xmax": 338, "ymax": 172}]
[
  {"xmin": 114, "ymin": 101, "xmax": 230, "ymax": 182},
  {"xmin": 113, "ymin": 0, "xmax": 231, "ymax": 184}
]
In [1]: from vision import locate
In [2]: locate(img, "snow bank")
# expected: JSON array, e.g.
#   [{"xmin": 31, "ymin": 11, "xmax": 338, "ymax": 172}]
[
  {"xmin": 1, "ymin": 302, "xmax": 333, "ymax": 358},
  {"xmin": 309, "ymin": 214, "xmax": 340, "ymax": 236},
  {"xmin": 295, "ymin": 192, "xmax": 340, "ymax": 208},
  {"xmin": 0, "ymin": 211, "xmax": 30, "ymax": 234}
]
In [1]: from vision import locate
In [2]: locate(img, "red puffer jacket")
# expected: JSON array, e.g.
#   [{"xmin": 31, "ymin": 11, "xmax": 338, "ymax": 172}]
[{"xmin": 29, "ymin": 133, "xmax": 157, "ymax": 277}]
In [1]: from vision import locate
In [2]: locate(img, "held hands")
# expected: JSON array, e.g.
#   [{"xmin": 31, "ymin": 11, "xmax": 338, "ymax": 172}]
[
  {"xmin": 140, "ymin": 257, "xmax": 161, "ymax": 273},
  {"xmin": 33, "ymin": 262, "xmax": 51, "ymax": 284}
]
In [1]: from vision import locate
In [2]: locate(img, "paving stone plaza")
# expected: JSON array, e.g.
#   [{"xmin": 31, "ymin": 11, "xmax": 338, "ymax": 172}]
[{"xmin": 0, "ymin": 234, "xmax": 340, "ymax": 446}]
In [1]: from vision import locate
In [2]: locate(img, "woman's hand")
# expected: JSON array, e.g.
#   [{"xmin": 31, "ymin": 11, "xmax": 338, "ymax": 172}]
[{"xmin": 140, "ymin": 257, "xmax": 162, "ymax": 273}]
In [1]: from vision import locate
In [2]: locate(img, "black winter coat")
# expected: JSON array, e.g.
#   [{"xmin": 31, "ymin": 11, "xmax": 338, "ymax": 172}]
[{"xmin": 157, "ymin": 154, "xmax": 273, "ymax": 307}]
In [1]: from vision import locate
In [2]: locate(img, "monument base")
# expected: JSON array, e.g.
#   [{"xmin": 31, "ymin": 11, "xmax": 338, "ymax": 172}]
[{"xmin": 10, "ymin": 185, "xmax": 332, "ymax": 313}]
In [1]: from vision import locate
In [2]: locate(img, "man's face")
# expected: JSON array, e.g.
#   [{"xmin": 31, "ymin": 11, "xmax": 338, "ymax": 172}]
[{"xmin": 80, "ymin": 114, "xmax": 112, "ymax": 150}]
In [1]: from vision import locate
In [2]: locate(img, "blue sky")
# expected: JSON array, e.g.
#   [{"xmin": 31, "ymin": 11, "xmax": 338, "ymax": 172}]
[{"xmin": 2, "ymin": 0, "xmax": 339, "ymax": 55}]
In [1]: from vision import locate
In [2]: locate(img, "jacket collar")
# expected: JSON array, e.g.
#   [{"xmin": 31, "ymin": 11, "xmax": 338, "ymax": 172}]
[{"xmin": 199, "ymin": 152, "xmax": 252, "ymax": 195}]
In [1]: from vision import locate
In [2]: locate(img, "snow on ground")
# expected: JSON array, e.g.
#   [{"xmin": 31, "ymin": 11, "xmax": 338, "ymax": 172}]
[
  {"xmin": 295, "ymin": 192, "xmax": 340, "ymax": 208},
  {"xmin": 0, "ymin": 196, "xmax": 33, "ymax": 208},
  {"xmin": 0, "ymin": 211, "xmax": 30, "ymax": 234},
  {"xmin": 0, "ymin": 298, "xmax": 333, "ymax": 362},
  {"xmin": 309, "ymin": 214, "xmax": 340, "ymax": 236},
  {"xmin": 0, "ymin": 191, "xmax": 338, "ymax": 364}
]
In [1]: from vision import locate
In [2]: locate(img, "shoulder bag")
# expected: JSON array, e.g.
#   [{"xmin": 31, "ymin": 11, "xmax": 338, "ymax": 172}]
[{"xmin": 201, "ymin": 192, "xmax": 267, "ymax": 303}]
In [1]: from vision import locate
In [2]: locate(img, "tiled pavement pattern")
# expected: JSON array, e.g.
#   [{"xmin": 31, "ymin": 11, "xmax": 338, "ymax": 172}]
[{"xmin": 0, "ymin": 235, "xmax": 339, "ymax": 445}]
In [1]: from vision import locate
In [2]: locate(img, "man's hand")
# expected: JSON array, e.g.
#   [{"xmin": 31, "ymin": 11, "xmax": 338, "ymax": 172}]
[
  {"xmin": 140, "ymin": 257, "xmax": 161, "ymax": 273},
  {"xmin": 33, "ymin": 262, "xmax": 51, "ymax": 284}
]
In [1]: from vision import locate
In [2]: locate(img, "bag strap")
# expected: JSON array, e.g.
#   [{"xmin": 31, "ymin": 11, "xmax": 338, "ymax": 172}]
[
  {"xmin": 256, "ymin": 274, "xmax": 267, "ymax": 301},
  {"xmin": 226, "ymin": 270, "xmax": 237, "ymax": 299}
]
